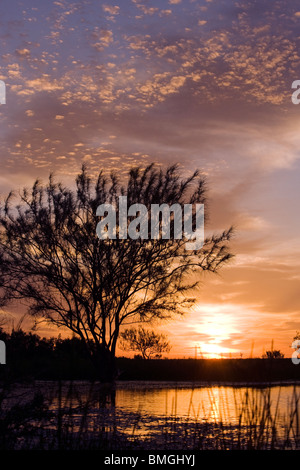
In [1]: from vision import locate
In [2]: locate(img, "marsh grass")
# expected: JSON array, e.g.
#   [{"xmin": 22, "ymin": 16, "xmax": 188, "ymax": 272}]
[{"xmin": 0, "ymin": 380, "xmax": 299, "ymax": 450}]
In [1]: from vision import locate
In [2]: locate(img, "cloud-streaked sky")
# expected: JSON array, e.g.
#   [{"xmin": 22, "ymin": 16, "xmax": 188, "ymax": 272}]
[{"xmin": 1, "ymin": 0, "xmax": 300, "ymax": 358}]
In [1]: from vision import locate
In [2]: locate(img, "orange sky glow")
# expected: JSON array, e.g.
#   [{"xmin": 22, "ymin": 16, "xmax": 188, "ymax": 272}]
[{"xmin": 0, "ymin": 0, "xmax": 300, "ymax": 359}]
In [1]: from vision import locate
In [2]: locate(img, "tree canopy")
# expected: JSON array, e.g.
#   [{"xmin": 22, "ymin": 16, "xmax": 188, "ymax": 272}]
[
  {"xmin": 0, "ymin": 164, "xmax": 233, "ymax": 380},
  {"xmin": 120, "ymin": 327, "xmax": 171, "ymax": 359}
]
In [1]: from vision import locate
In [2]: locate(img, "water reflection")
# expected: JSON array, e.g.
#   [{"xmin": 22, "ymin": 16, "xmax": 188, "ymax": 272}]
[
  {"xmin": 114, "ymin": 382, "xmax": 299, "ymax": 427},
  {"xmin": 1, "ymin": 380, "xmax": 299, "ymax": 449}
]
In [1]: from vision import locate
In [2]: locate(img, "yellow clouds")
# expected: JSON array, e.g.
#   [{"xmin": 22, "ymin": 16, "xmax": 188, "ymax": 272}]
[
  {"xmin": 0, "ymin": 0, "xmax": 299, "ymax": 358},
  {"xmin": 163, "ymin": 303, "xmax": 267, "ymax": 358}
]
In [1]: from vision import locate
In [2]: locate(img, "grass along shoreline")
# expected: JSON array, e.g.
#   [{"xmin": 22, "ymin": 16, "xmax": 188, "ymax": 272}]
[{"xmin": 0, "ymin": 380, "xmax": 299, "ymax": 450}]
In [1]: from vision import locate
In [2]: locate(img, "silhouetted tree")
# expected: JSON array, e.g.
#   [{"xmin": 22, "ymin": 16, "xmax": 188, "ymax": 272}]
[
  {"xmin": 262, "ymin": 350, "xmax": 284, "ymax": 359},
  {"xmin": 120, "ymin": 327, "xmax": 171, "ymax": 359},
  {"xmin": 293, "ymin": 331, "xmax": 300, "ymax": 342},
  {"xmin": 0, "ymin": 164, "xmax": 233, "ymax": 381}
]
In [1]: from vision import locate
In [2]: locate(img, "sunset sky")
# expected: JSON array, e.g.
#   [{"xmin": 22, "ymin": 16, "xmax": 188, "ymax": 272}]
[{"xmin": 0, "ymin": 0, "xmax": 300, "ymax": 359}]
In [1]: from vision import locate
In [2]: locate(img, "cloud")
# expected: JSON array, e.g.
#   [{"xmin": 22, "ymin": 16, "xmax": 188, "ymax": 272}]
[
  {"xmin": 159, "ymin": 10, "xmax": 172, "ymax": 17},
  {"xmin": 0, "ymin": 0, "xmax": 299, "ymax": 356},
  {"xmin": 21, "ymin": 76, "xmax": 63, "ymax": 93},
  {"xmin": 15, "ymin": 48, "xmax": 31, "ymax": 57},
  {"xmin": 102, "ymin": 4, "xmax": 120, "ymax": 15},
  {"xmin": 136, "ymin": 4, "xmax": 159, "ymax": 15},
  {"xmin": 91, "ymin": 28, "xmax": 114, "ymax": 50}
]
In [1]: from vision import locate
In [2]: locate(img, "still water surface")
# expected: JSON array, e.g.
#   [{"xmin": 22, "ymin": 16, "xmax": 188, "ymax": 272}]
[
  {"xmin": 3, "ymin": 380, "xmax": 300, "ymax": 448},
  {"xmin": 114, "ymin": 381, "xmax": 299, "ymax": 426}
]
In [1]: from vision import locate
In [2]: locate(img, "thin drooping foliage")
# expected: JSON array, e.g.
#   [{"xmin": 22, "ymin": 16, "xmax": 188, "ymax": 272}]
[{"xmin": 0, "ymin": 164, "xmax": 233, "ymax": 380}]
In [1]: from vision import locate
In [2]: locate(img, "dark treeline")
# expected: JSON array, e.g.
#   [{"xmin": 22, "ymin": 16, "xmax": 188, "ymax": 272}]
[
  {"xmin": 0, "ymin": 328, "xmax": 299, "ymax": 383},
  {"xmin": 0, "ymin": 328, "xmax": 97, "ymax": 380}
]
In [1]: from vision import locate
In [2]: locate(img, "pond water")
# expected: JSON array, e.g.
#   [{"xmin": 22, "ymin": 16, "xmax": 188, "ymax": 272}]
[
  {"xmin": 115, "ymin": 381, "xmax": 299, "ymax": 423},
  {"xmin": 1, "ymin": 380, "xmax": 300, "ymax": 449}
]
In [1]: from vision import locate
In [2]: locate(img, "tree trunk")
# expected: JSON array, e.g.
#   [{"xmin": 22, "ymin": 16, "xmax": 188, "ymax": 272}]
[{"xmin": 91, "ymin": 345, "xmax": 117, "ymax": 383}]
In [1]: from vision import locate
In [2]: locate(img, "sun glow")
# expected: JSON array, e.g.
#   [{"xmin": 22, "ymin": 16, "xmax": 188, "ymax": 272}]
[
  {"xmin": 191, "ymin": 304, "xmax": 241, "ymax": 358},
  {"xmin": 195, "ymin": 342, "xmax": 237, "ymax": 359}
]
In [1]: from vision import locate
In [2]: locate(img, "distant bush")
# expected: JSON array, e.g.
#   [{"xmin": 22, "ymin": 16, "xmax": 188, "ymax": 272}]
[
  {"xmin": 120, "ymin": 327, "xmax": 171, "ymax": 359},
  {"xmin": 262, "ymin": 350, "xmax": 284, "ymax": 359}
]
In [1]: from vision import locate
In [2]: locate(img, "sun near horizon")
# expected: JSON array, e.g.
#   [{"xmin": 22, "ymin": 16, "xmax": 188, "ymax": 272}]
[{"xmin": 0, "ymin": 0, "xmax": 299, "ymax": 363}]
